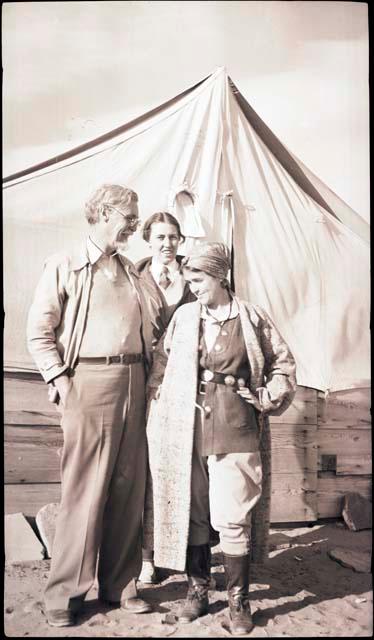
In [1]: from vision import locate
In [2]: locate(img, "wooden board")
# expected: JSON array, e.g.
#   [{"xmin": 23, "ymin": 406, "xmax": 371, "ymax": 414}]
[
  {"xmin": 4, "ymin": 372, "xmax": 59, "ymax": 426},
  {"xmin": 317, "ymin": 476, "xmax": 372, "ymax": 518},
  {"xmin": 336, "ymin": 454, "xmax": 372, "ymax": 476},
  {"xmin": 317, "ymin": 429, "xmax": 371, "ymax": 460},
  {"xmin": 271, "ymin": 424, "xmax": 317, "ymax": 474},
  {"xmin": 270, "ymin": 386, "xmax": 317, "ymax": 425},
  {"xmin": 270, "ymin": 473, "xmax": 318, "ymax": 522},
  {"xmin": 5, "ymin": 484, "xmax": 61, "ymax": 516},
  {"xmin": 5, "ymin": 426, "xmax": 63, "ymax": 483},
  {"xmin": 273, "ymin": 471, "xmax": 317, "ymax": 492},
  {"xmin": 270, "ymin": 497, "xmax": 317, "ymax": 523},
  {"xmin": 270, "ymin": 421, "xmax": 318, "ymax": 522},
  {"xmin": 317, "ymin": 387, "xmax": 371, "ymax": 429}
]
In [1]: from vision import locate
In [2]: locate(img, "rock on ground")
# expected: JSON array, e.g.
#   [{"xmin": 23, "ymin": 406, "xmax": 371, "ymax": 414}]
[
  {"xmin": 342, "ymin": 492, "xmax": 372, "ymax": 531},
  {"xmin": 5, "ymin": 513, "xmax": 45, "ymax": 563},
  {"xmin": 35, "ymin": 502, "xmax": 60, "ymax": 558},
  {"xmin": 328, "ymin": 548, "xmax": 372, "ymax": 573}
]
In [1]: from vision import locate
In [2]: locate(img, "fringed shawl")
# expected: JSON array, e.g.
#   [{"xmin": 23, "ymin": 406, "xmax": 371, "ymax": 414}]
[{"xmin": 144, "ymin": 298, "xmax": 296, "ymax": 571}]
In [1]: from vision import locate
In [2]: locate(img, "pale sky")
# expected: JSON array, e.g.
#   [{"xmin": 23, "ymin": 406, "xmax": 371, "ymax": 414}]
[{"xmin": 2, "ymin": 0, "xmax": 370, "ymax": 220}]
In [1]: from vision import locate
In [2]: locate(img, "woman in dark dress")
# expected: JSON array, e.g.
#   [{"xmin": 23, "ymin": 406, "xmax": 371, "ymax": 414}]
[
  {"xmin": 136, "ymin": 211, "xmax": 195, "ymax": 583},
  {"xmin": 136, "ymin": 211, "xmax": 195, "ymax": 347}
]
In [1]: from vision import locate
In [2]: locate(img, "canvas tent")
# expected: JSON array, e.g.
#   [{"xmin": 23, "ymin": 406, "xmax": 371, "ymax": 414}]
[{"xmin": 3, "ymin": 67, "xmax": 370, "ymax": 393}]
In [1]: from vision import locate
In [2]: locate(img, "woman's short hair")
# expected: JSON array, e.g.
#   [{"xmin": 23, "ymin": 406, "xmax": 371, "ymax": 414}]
[
  {"xmin": 142, "ymin": 211, "xmax": 185, "ymax": 243},
  {"xmin": 85, "ymin": 184, "xmax": 138, "ymax": 225}
]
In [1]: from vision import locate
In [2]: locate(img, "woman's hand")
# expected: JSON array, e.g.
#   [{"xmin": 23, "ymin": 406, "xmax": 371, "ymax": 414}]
[
  {"xmin": 147, "ymin": 385, "xmax": 162, "ymax": 403},
  {"xmin": 236, "ymin": 385, "xmax": 262, "ymax": 411}
]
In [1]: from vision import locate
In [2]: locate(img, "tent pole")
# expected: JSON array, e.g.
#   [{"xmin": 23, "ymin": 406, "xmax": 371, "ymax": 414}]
[{"xmin": 230, "ymin": 243, "xmax": 236, "ymax": 293}]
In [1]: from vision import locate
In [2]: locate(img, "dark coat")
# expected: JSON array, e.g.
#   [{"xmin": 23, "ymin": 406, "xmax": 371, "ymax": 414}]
[{"xmin": 135, "ymin": 255, "xmax": 195, "ymax": 346}]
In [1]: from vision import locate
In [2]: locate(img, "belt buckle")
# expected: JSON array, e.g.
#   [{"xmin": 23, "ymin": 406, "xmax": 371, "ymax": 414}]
[
  {"xmin": 198, "ymin": 380, "xmax": 207, "ymax": 395},
  {"xmin": 106, "ymin": 355, "xmax": 111, "ymax": 365},
  {"xmin": 119, "ymin": 354, "xmax": 125, "ymax": 364}
]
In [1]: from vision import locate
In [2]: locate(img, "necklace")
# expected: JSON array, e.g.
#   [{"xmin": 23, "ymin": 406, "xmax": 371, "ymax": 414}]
[{"xmin": 204, "ymin": 297, "xmax": 233, "ymax": 326}]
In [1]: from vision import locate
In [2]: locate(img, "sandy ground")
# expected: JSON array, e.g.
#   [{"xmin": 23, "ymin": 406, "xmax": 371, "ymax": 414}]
[{"xmin": 4, "ymin": 522, "xmax": 372, "ymax": 638}]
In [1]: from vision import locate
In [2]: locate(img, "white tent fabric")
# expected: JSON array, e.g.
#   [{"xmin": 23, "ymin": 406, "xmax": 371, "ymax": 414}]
[{"xmin": 3, "ymin": 67, "xmax": 370, "ymax": 392}]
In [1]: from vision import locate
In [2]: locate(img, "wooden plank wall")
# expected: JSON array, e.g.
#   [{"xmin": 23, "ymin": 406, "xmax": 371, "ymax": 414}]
[
  {"xmin": 316, "ymin": 388, "xmax": 372, "ymax": 518},
  {"xmin": 4, "ymin": 373, "xmax": 372, "ymax": 522},
  {"xmin": 269, "ymin": 386, "xmax": 318, "ymax": 523},
  {"xmin": 5, "ymin": 372, "xmax": 62, "ymax": 514}
]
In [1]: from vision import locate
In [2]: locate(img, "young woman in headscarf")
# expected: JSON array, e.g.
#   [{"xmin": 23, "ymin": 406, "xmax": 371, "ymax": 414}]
[{"xmin": 143, "ymin": 242, "xmax": 296, "ymax": 635}]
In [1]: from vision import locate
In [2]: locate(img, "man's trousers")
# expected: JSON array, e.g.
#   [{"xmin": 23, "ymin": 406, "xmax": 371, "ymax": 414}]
[
  {"xmin": 188, "ymin": 408, "xmax": 262, "ymax": 556},
  {"xmin": 44, "ymin": 361, "xmax": 146, "ymax": 611}
]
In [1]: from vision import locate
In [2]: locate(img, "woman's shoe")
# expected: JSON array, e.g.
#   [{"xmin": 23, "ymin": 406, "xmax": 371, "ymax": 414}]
[
  {"xmin": 179, "ymin": 584, "xmax": 209, "ymax": 623},
  {"xmin": 223, "ymin": 552, "xmax": 254, "ymax": 635},
  {"xmin": 179, "ymin": 544, "xmax": 210, "ymax": 623},
  {"xmin": 138, "ymin": 559, "xmax": 158, "ymax": 584}
]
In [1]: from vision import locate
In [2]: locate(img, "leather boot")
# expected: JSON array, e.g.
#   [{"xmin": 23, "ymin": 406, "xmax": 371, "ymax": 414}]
[
  {"xmin": 223, "ymin": 553, "xmax": 254, "ymax": 635},
  {"xmin": 179, "ymin": 544, "xmax": 210, "ymax": 623}
]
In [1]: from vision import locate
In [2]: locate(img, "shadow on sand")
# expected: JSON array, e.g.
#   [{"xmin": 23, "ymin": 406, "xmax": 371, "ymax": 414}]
[{"xmin": 78, "ymin": 522, "xmax": 371, "ymax": 630}]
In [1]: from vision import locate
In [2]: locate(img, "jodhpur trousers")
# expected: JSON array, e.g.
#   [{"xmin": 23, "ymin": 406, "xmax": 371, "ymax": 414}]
[
  {"xmin": 44, "ymin": 361, "xmax": 146, "ymax": 611},
  {"xmin": 188, "ymin": 407, "xmax": 262, "ymax": 556}
]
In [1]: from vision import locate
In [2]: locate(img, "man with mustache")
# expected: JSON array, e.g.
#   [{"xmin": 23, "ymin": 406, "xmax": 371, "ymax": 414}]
[{"xmin": 27, "ymin": 184, "xmax": 154, "ymax": 627}]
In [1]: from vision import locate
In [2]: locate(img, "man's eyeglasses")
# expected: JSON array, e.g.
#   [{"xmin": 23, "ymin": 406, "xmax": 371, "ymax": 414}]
[{"xmin": 105, "ymin": 204, "xmax": 140, "ymax": 228}]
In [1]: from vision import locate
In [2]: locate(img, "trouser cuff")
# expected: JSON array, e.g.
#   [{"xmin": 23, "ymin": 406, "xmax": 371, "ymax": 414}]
[
  {"xmin": 100, "ymin": 577, "xmax": 138, "ymax": 603},
  {"xmin": 121, "ymin": 577, "xmax": 138, "ymax": 600}
]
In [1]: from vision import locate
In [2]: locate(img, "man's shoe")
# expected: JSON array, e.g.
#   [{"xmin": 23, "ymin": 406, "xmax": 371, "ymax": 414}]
[
  {"xmin": 46, "ymin": 609, "xmax": 76, "ymax": 627},
  {"xmin": 121, "ymin": 597, "xmax": 153, "ymax": 614},
  {"xmin": 138, "ymin": 559, "xmax": 159, "ymax": 584}
]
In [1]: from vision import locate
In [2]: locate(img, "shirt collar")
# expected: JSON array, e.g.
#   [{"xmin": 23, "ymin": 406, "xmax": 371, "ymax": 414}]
[
  {"xmin": 151, "ymin": 258, "xmax": 181, "ymax": 281},
  {"xmin": 68, "ymin": 237, "xmax": 139, "ymax": 279},
  {"xmin": 87, "ymin": 236, "xmax": 105, "ymax": 265}
]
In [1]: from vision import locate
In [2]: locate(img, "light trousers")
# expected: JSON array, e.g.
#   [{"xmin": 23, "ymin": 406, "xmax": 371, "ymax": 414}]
[
  {"xmin": 45, "ymin": 361, "xmax": 146, "ymax": 611},
  {"xmin": 189, "ymin": 409, "xmax": 262, "ymax": 556}
]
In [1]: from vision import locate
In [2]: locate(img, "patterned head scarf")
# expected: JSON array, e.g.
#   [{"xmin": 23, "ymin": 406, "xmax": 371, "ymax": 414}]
[{"xmin": 181, "ymin": 242, "xmax": 231, "ymax": 282}]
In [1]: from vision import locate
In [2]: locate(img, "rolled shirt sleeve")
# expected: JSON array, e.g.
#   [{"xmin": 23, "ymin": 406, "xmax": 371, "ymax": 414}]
[{"xmin": 255, "ymin": 306, "xmax": 297, "ymax": 415}]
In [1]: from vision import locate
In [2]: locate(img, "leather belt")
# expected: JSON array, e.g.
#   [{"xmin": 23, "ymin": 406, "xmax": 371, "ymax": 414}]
[
  {"xmin": 198, "ymin": 369, "xmax": 246, "ymax": 394},
  {"xmin": 78, "ymin": 353, "xmax": 144, "ymax": 365}
]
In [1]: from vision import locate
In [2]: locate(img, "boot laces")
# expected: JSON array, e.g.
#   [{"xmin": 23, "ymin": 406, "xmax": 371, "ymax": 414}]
[
  {"xmin": 232, "ymin": 595, "xmax": 249, "ymax": 612},
  {"xmin": 188, "ymin": 585, "xmax": 207, "ymax": 602}
]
